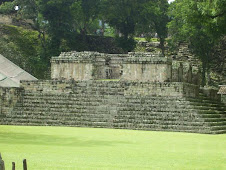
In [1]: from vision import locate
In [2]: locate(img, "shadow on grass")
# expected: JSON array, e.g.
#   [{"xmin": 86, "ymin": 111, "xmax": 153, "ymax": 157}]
[{"xmin": 0, "ymin": 132, "xmax": 132, "ymax": 147}]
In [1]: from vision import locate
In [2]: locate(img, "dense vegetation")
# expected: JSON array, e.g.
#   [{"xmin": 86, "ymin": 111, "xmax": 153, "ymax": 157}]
[
  {"xmin": 168, "ymin": 0, "xmax": 226, "ymax": 86},
  {"xmin": 0, "ymin": 25, "xmax": 48, "ymax": 79},
  {"xmin": 0, "ymin": 0, "xmax": 225, "ymax": 85}
]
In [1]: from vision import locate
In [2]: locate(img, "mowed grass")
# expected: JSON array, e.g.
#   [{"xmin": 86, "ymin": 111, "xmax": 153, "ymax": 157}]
[{"xmin": 0, "ymin": 126, "xmax": 225, "ymax": 170}]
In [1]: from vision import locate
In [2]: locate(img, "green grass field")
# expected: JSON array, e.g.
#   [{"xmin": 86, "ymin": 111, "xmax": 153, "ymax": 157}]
[{"xmin": 0, "ymin": 125, "xmax": 225, "ymax": 170}]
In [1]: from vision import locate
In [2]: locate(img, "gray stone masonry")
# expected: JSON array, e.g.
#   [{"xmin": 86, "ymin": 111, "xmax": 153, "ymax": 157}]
[
  {"xmin": 51, "ymin": 51, "xmax": 200, "ymax": 85},
  {"xmin": 172, "ymin": 61, "xmax": 200, "ymax": 85},
  {"xmin": 0, "ymin": 51, "xmax": 225, "ymax": 134},
  {"xmin": 0, "ymin": 87, "xmax": 23, "ymax": 116},
  {"xmin": 51, "ymin": 51, "xmax": 127, "ymax": 80},
  {"xmin": 218, "ymin": 85, "xmax": 226, "ymax": 104},
  {"xmin": 0, "ymin": 80, "xmax": 225, "ymax": 134},
  {"xmin": 122, "ymin": 52, "xmax": 172, "ymax": 82}
]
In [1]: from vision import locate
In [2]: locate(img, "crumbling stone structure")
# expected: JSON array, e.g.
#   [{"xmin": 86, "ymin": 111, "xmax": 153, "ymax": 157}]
[
  {"xmin": 121, "ymin": 52, "xmax": 172, "ymax": 82},
  {"xmin": 218, "ymin": 85, "xmax": 226, "ymax": 104},
  {"xmin": 51, "ymin": 51, "xmax": 200, "ymax": 84},
  {"xmin": 0, "ymin": 51, "xmax": 225, "ymax": 134},
  {"xmin": 51, "ymin": 51, "xmax": 126, "ymax": 80}
]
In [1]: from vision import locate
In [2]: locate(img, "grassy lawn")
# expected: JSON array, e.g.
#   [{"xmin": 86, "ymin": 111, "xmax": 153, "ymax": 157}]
[{"xmin": 0, "ymin": 126, "xmax": 225, "ymax": 170}]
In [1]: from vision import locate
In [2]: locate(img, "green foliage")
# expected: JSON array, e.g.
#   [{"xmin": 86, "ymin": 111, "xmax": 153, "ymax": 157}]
[
  {"xmin": 134, "ymin": 45, "xmax": 147, "ymax": 52},
  {"xmin": 14, "ymin": 0, "xmax": 170, "ymax": 54},
  {"xmin": 168, "ymin": 0, "xmax": 226, "ymax": 86},
  {"xmin": 0, "ymin": 1, "xmax": 16, "ymax": 14},
  {"xmin": 38, "ymin": 0, "xmax": 75, "ymax": 48},
  {"xmin": 0, "ymin": 25, "xmax": 49, "ymax": 79},
  {"xmin": 138, "ymin": 0, "xmax": 169, "ymax": 55},
  {"xmin": 134, "ymin": 37, "xmax": 159, "ymax": 42},
  {"xmin": 101, "ymin": 0, "xmax": 169, "ymax": 53},
  {"xmin": 102, "ymin": 0, "xmax": 170, "ymax": 52},
  {"xmin": 104, "ymin": 26, "xmax": 116, "ymax": 37},
  {"xmin": 101, "ymin": 0, "xmax": 141, "ymax": 39},
  {"xmin": 115, "ymin": 36, "xmax": 136, "ymax": 52},
  {"xmin": 71, "ymin": 0, "xmax": 101, "ymax": 34}
]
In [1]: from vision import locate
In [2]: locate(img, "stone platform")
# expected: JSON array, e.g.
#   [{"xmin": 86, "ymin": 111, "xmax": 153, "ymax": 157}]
[{"xmin": 0, "ymin": 80, "xmax": 225, "ymax": 134}]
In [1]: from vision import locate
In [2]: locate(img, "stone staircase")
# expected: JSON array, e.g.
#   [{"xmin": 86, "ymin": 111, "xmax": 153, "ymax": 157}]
[
  {"xmin": 0, "ymin": 81, "xmax": 225, "ymax": 134},
  {"xmin": 186, "ymin": 93, "xmax": 226, "ymax": 134},
  {"xmin": 114, "ymin": 94, "xmax": 226, "ymax": 134}
]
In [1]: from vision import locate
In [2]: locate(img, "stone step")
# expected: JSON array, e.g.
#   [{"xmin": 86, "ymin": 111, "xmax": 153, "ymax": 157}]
[
  {"xmin": 189, "ymin": 102, "xmax": 225, "ymax": 108},
  {"xmin": 207, "ymin": 121, "xmax": 226, "ymax": 126},
  {"xmin": 1, "ymin": 85, "xmax": 225, "ymax": 134},
  {"xmin": 114, "ymin": 119, "xmax": 207, "ymax": 126},
  {"xmin": 15, "ymin": 107, "xmax": 198, "ymax": 114},
  {"xmin": 193, "ymin": 105, "xmax": 226, "ymax": 111},
  {"xmin": 8, "ymin": 112, "xmax": 112, "ymax": 118},
  {"xmin": 114, "ymin": 116, "xmax": 202, "ymax": 122},
  {"xmin": 21, "ymin": 99, "xmax": 190, "ymax": 106},
  {"xmin": 23, "ymin": 93, "xmax": 188, "ymax": 101},
  {"xmin": 1, "ymin": 117, "xmax": 109, "ymax": 125},
  {"xmin": 210, "ymin": 125, "xmax": 226, "ymax": 131},
  {"xmin": 203, "ymin": 118, "xmax": 226, "ymax": 122},
  {"xmin": 113, "ymin": 123, "xmax": 209, "ymax": 131},
  {"xmin": 0, "ymin": 120, "xmax": 109, "ymax": 128},
  {"xmin": 187, "ymin": 98, "xmax": 221, "ymax": 105},
  {"xmin": 1, "ymin": 119, "xmax": 223, "ymax": 134},
  {"xmin": 211, "ymin": 130, "xmax": 226, "ymax": 134},
  {"xmin": 199, "ymin": 114, "xmax": 226, "ymax": 118},
  {"xmin": 197, "ymin": 110, "xmax": 225, "ymax": 114}
]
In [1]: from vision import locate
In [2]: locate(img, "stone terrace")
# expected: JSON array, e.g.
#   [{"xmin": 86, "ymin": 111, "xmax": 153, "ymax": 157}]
[
  {"xmin": 0, "ymin": 80, "xmax": 225, "ymax": 134},
  {"xmin": 0, "ymin": 51, "xmax": 225, "ymax": 134}
]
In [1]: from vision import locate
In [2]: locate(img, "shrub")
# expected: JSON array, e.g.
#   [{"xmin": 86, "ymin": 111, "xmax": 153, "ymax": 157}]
[
  {"xmin": 115, "ymin": 37, "xmax": 136, "ymax": 52},
  {"xmin": 0, "ymin": 1, "xmax": 16, "ymax": 14}
]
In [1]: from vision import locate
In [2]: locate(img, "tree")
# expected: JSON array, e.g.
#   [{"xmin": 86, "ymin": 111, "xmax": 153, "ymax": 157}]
[
  {"xmin": 102, "ymin": 0, "xmax": 140, "ymax": 38},
  {"xmin": 16, "ymin": 0, "xmax": 50, "ymax": 64},
  {"xmin": 0, "ymin": 0, "xmax": 16, "ymax": 14},
  {"xmin": 168, "ymin": 0, "xmax": 226, "ymax": 86},
  {"xmin": 0, "ymin": 0, "xmax": 14, "ymax": 5},
  {"xmin": 101, "ymin": 0, "xmax": 147, "ymax": 51},
  {"xmin": 138, "ymin": 0, "xmax": 169, "ymax": 55},
  {"xmin": 71, "ymin": 0, "xmax": 101, "ymax": 36}
]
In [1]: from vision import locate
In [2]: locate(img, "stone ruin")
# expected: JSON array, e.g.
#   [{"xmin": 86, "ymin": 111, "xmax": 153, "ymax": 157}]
[
  {"xmin": 0, "ymin": 51, "xmax": 225, "ymax": 134},
  {"xmin": 51, "ymin": 51, "xmax": 199, "ymax": 85},
  {"xmin": 218, "ymin": 85, "xmax": 226, "ymax": 104}
]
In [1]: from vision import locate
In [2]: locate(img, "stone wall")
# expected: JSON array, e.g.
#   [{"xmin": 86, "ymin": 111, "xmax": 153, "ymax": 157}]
[
  {"xmin": 51, "ymin": 51, "xmax": 200, "ymax": 85},
  {"xmin": 20, "ymin": 80, "xmax": 198, "ymax": 98},
  {"xmin": 51, "ymin": 51, "xmax": 97, "ymax": 80},
  {"xmin": 51, "ymin": 52, "xmax": 127, "ymax": 80},
  {"xmin": 200, "ymin": 87, "xmax": 221, "ymax": 101},
  {"xmin": 1, "ymin": 80, "xmax": 225, "ymax": 134},
  {"xmin": 21, "ymin": 80, "xmax": 73, "ymax": 93},
  {"xmin": 218, "ymin": 85, "xmax": 226, "ymax": 104},
  {"xmin": 172, "ymin": 61, "xmax": 200, "ymax": 85},
  {"xmin": 221, "ymin": 95, "xmax": 226, "ymax": 104},
  {"xmin": 124, "ymin": 82, "xmax": 199, "ymax": 98},
  {"xmin": 122, "ymin": 53, "xmax": 172, "ymax": 82},
  {"xmin": 0, "ymin": 87, "xmax": 23, "ymax": 115}
]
